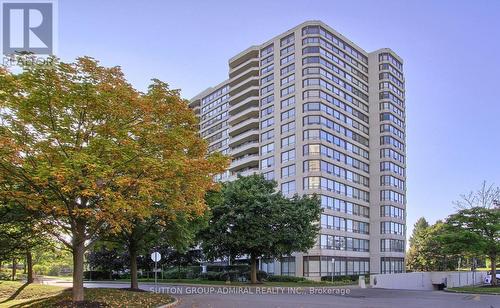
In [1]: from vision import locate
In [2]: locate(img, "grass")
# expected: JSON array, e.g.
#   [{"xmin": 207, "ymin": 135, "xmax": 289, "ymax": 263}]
[
  {"xmin": 114, "ymin": 278, "xmax": 358, "ymax": 287},
  {"xmin": 0, "ymin": 281, "xmax": 174, "ymax": 308},
  {"xmin": 448, "ymin": 285, "xmax": 500, "ymax": 295}
]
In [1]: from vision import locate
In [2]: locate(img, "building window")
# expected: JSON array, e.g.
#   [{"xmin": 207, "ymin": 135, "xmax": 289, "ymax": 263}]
[
  {"xmin": 281, "ymin": 180, "xmax": 296, "ymax": 195},
  {"xmin": 281, "ymin": 134, "xmax": 295, "ymax": 147},
  {"xmin": 261, "ymin": 130, "xmax": 274, "ymax": 141},
  {"xmin": 261, "ymin": 157, "xmax": 274, "ymax": 169},
  {"xmin": 281, "ymin": 85, "xmax": 295, "ymax": 97},
  {"xmin": 281, "ymin": 63, "xmax": 295, "ymax": 76},
  {"xmin": 303, "ymin": 256, "xmax": 370, "ymax": 277},
  {"xmin": 281, "ymin": 149, "xmax": 295, "ymax": 163},
  {"xmin": 280, "ymin": 53, "xmax": 295, "ymax": 66},
  {"xmin": 263, "ymin": 170, "xmax": 274, "ymax": 181},
  {"xmin": 261, "ymin": 143, "xmax": 274, "ymax": 155},
  {"xmin": 380, "ymin": 257, "xmax": 404, "ymax": 274},
  {"xmin": 261, "ymin": 117, "xmax": 274, "ymax": 129},
  {"xmin": 280, "ymin": 257, "xmax": 296, "ymax": 276},
  {"xmin": 281, "ymin": 108, "xmax": 295, "ymax": 121},
  {"xmin": 281, "ymin": 121, "xmax": 295, "ymax": 133},
  {"xmin": 281, "ymin": 164, "xmax": 296, "ymax": 178},
  {"xmin": 281, "ymin": 96, "xmax": 295, "ymax": 109}
]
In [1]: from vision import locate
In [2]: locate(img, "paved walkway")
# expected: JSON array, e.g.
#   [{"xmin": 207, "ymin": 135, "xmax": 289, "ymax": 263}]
[{"xmin": 43, "ymin": 279, "xmax": 500, "ymax": 308}]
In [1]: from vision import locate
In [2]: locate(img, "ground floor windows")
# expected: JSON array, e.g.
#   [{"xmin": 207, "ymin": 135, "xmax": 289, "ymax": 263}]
[
  {"xmin": 260, "ymin": 258, "xmax": 275, "ymax": 275},
  {"xmin": 380, "ymin": 257, "xmax": 404, "ymax": 274},
  {"xmin": 303, "ymin": 256, "xmax": 369, "ymax": 277},
  {"xmin": 260, "ymin": 257, "xmax": 296, "ymax": 276},
  {"xmin": 280, "ymin": 257, "xmax": 296, "ymax": 276}
]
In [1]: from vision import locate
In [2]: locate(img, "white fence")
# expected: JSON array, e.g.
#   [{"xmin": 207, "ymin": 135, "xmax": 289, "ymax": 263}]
[{"xmin": 370, "ymin": 271, "xmax": 487, "ymax": 290}]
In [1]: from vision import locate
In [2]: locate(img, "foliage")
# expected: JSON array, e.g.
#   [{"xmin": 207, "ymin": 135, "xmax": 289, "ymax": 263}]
[
  {"xmin": 441, "ymin": 206, "xmax": 500, "ymax": 285},
  {"xmin": 201, "ymin": 174, "xmax": 321, "ymax": 283},
  {"xmin": 267, "ymin": 275, "xmax": 307, "ymax": 282},
  {"xmin": 406, "ymin": 219, "xmax": 460, "ymax": 271},
  {"xmin": 0, "ymin": 281, "xmax": 173, "ymax": 308},
  {"xmin": 0, "ymin": 56, "xmax": 228, "ymax": 301},
  {"xmin": 320, "ymin": 275, "xmax": 359, "ymax": 282}
]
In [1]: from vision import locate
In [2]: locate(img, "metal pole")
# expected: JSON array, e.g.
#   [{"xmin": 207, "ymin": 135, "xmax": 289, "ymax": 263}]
[
  {"xmin": 331, "ymin": 258, "xmax": 335, "ymax": 284},
  {"xmin": 155, "ymin": 260, "xmax": 158, "ymax": 289}
]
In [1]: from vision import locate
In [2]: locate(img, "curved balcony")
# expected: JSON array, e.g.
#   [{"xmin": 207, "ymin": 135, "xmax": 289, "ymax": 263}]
[
  {"xmin": 230, "ymin": 141, "xmax": 259, "ymax": 157},
  {"xmin": 228, "ymin": 129, "xmax": 259, "ymax": 148},
  {"xmin": 229, "ymin": 117, "xmax": 259, "ymax": 137},
  {"xmin": 229, "ymin": 85, "xmax": 259, "ymax": 107},
  {"xmin": 229, "ymin": 66, "xmax": 259, "ymax": 87},
  {"xmin": 229, "ymin": 96, "xmax": 259, "ymax": 116},
  {"xmin": 229, "ymin": 76, "xmax": 259, "ymax": 97},
  {"xmin": 229, "ymin": 47, "xmax": 259, "ymax": 70},
  {"xmin": 227, "ymin": 168, "xmax": 260, "ymax": 181},
  {"xmin": 228, "ymin": 106, "xmax": 259, "ymax": 126},
  {"xmin": 229, "ymin": 154, "xmax": 259, "ymax": 171}
]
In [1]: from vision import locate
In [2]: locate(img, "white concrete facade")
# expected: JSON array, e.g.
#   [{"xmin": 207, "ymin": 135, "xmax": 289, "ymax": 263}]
[
  {"xmin": 370, "ymin": 271, "xmax": 488, "ymax": 290},
  {"xmin": 190, "ymin": 20, "xmax": 406, "ymax": 278}
]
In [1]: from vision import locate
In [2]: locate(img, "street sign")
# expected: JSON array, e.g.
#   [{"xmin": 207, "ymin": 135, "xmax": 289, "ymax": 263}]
[{"xmin": 151, "ymin": 251, "xmax": 161, "ymax": 262}]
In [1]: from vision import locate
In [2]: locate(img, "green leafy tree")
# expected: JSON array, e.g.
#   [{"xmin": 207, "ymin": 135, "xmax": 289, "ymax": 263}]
[
  {"xmin": 442, "ymin": 207, "xmax": 500, "ymax": 285},
  {"xmin": 201, "ymin": 175, "xmax": 322, "ymax": 284},
  {"xmin": 406, "ymin": 217, "xmax": 429, "ymax": 271},
  {"xmin": 0, "ymin": 56, "xmax": 227, "ymax": 301}
]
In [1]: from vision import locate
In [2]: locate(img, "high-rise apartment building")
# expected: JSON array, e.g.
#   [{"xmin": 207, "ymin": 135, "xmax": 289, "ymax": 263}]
[{"xmin": 189, "ymin": 20, "xmax": 406, "ymax": 278}]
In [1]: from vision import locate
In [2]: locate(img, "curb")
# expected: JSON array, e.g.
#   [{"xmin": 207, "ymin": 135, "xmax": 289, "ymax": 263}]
[
  {"xmin": 444, "ymin": 288, "xmax": 500, "ymax": 296},
  {"xmin": 157, "ymin": 296, "xmax": 179, "ymax": 308}
]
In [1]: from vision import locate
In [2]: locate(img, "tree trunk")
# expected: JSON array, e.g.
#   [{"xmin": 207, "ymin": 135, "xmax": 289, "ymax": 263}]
[
  {"xmin": 11, "ymin": 258, "xmax": 17, "ymax": 281},
  {"xmin": 490, "ymin": 254, "xmax": 497, "ymax": 286},
  {"xmin": 250, "ymin": 254, "xmax": 258, "ymax": 284},
  {"xmin": 26, "ymin": 250, "xmax": 34, "ymax": 284},
  {"xmin": 72, "ymin": 224, "xmax": 86, "ymax": 302},
  {"xmin": 130, "ymin": 243, "xmax": 139, "ymax": 290}
]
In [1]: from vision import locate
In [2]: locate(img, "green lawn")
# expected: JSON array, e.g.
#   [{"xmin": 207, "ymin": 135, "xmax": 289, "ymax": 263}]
[
  {"xmin": 448, "ymin": 285, "xmax": 500, "ymax": 295},
  {"xmin": 0, "ymin": 281, "xmax": 174, "ymax": 308}
]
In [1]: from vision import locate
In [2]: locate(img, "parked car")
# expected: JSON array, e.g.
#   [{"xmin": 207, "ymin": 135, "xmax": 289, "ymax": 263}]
[{"xmin": 484, "ymin": 270, "xmax": 500, "ymax": 284}]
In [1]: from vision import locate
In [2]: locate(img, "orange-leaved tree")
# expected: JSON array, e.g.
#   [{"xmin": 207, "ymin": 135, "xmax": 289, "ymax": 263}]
[{"xmin": 0, "ymin": 56, "xmax": 228, "ymax": 302}]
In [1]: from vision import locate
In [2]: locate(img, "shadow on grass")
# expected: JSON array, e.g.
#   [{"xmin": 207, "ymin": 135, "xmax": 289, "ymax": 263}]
[
  {"xmin": 0, "ymin": 282, "xmax": 29, "ymax": 304},
  {"xmin": 8, "ymin": 288, "xmax": 106, "ymax": 308}
]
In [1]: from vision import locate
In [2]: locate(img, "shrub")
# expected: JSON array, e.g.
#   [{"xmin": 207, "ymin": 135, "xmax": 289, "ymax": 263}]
[
  {"xmin": 266, "ymin": 275, "xmax": 307, "ymax": 282},
  {"xmin": 83, "ymin": 270, "xmax": 113, "ymax": 280},
  {"xmin": 320, "ymin": 275, "xmax": 359, "ymax": 282},
  {"xmin": 243, "ymin": 270, "xmax": 268, "ymax": 282}
]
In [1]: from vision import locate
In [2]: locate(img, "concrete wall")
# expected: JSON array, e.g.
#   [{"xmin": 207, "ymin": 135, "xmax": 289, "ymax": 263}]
[{"xmin": 370, "ymin": 271, "xmax": 487, "ymax": 290}]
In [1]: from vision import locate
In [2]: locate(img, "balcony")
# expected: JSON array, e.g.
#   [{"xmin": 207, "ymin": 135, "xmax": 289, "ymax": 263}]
[
  {"xmin": 229, "ymin": 154, "xmax": 259, "ymax": 171},
  {"xmin": 227, "ymin": 168, "xmax": 260, "ymax": 181},
  {"xmin": 229, "ymin": 86, "xmax": 259, "ymax": 106},
  {"xmin": 229, "ymin": 66, "xmax": 259, "ymax": 87},
  {"xmin": 230, "ymin": 141, "xmax": 259, "ymax": 157},
  {"xmin": 229, "ymin": 76, "xmax": 259, "ymax": 97},
  {"xmin": 229, "ymin": 47, "xmax": 259, "ymax": 70},
  {"xmin": 228, "ymin": 106, "xmax": 259, "ymax": 126},
  {"xmin": 229, "ymin": 117, "xmax": 259, "ymax": 137},
  {"xmin": 229, "ymin": 96, "xmax": 259, "ymax": 116},
  {"xmin": 228, "ymin": 129, "xmax": 259, "ymax": 147}
]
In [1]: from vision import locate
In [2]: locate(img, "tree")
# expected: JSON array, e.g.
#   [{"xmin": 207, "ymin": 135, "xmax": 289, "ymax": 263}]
[
  {"xmin": 0, "ymin": 201, "xmax": 50, "ymax": 283},
  {"xmin": 454, "ymin": 181, "xmax": 500, "ymax": 210},
  {"xmin": 443, "ymin": 207, "xmax": 500, "ymax": 285},
  {"xmin": 201, "ymin": 175, "xmax": 322, "ymax": 284},
  {"xmin": 0, "ymin": 56, "xmax": 227, "ymax": 301},
  {"xmin": 406, "ymin": 217, "xmax": 429, "ymax": 271}
]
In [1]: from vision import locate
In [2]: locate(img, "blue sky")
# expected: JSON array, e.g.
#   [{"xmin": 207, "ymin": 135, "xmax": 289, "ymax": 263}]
[{"xmin": 58, "ymin": 0, "xmax": 500, "ymax": 239}]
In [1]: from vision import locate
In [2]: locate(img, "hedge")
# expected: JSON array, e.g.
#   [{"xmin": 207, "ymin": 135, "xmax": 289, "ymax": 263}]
[{"xmin": 266, "ymin": 275, "xmax": 307, "ymax": 282}]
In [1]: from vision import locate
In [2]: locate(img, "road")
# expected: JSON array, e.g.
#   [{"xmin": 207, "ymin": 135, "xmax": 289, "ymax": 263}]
[{"xmin": 43, "ymin": 279, "xmax": 500, "ymax": 308}]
